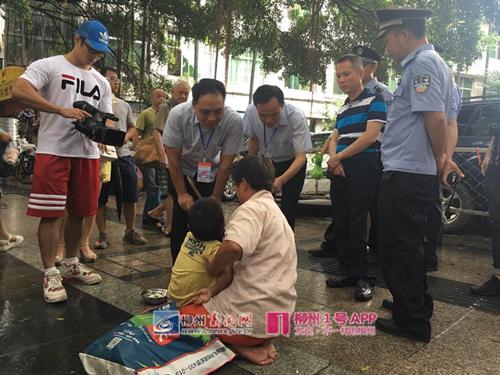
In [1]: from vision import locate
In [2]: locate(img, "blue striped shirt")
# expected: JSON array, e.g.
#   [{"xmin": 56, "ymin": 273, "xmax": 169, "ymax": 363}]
[{"xmin": 336, "ymin": 89, "xmax": 387, "ymax": 154}]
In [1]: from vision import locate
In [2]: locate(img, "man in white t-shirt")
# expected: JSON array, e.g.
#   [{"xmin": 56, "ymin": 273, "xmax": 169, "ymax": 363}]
[{"xmin": 12, "ymin": 20, "xmax": 113, "ymax": 303}]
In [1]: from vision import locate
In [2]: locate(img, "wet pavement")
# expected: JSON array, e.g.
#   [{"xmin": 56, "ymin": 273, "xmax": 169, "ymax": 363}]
[{"xmin": 0, "ymin": 181, "xmax": 499, "ymax": 375}]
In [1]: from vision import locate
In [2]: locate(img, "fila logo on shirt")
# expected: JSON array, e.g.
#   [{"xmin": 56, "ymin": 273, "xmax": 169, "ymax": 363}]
[{"xmin": 61, "ymin": 74, "xmax": 100, "ymax": 100}]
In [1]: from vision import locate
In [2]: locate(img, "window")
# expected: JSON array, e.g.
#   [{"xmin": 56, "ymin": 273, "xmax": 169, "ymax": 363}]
[
  {"xmin": 229, "ymin": 55, "xmax": 252, "ymax": 84},
  {"xmin": 460, "ymin": 77, "xmax": 474, "ymax": 98}
]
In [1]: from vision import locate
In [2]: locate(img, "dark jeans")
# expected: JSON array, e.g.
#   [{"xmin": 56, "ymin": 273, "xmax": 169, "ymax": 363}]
[
  {"xmin": 168, "ymin": 174, "xmax": 215, "ymax": 262},
  {"xmin": 273, "ymin": 159, "xmax": 307, "ymax": 230},
  {"xmin": 141, "ymin": 166, "xmax": 160, "ymax": 223},
  {"xmin": 332, "ymin": 154, "xmax": 381, "ymax": 280},
  {"xmin": 424, "ymin": 177, "xmax": 442, "ymax": 264},
  {"xmin": 378, "ymin": 171, "xmax": 436, "ymax": 339},
  {"xmin": 485, "ymin": 162, "xmax": 500, "ymax": 274}
]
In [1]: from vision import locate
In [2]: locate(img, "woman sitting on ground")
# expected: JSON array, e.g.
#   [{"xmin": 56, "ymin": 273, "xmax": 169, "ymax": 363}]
[{"xmin": 181, "ymin": 155, "xmax": 297, "ymax": 366}]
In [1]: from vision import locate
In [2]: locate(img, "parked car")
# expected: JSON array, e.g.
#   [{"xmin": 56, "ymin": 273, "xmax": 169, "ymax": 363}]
[
  {"xmin": 222, "ymin": 131, "xmax": 333, "ymax": 201},
  {"xmin": 442, "ymin": 95, "xmax": 500, "ymax": 233}
]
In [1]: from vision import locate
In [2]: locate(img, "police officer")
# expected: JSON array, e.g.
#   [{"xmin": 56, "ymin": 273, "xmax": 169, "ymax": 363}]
[
  {"xmin": 243, "ymin": 85, "xmax": 312, "ymax": 230},
  {"xmin": 471, "ymin": 131, "xmax": 500, "ymax": 295},
  {"xmin": 374, "ymin": 8, "xmax": 455, "ymax": 342},
  {"xmin": 424, "ymin": 45, "xmax": 463, "ymax": 272},
  {"xmin": 352, "ymin": 45, "xmax": 394, "ymax": 109},
  {"xmin": 163, "ymin": 79, "xmax": 243, "ymax": 262}
]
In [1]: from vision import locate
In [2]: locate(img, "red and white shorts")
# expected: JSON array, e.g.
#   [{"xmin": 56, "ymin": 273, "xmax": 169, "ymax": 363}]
[{"xmin": 27, "ymin": 154, "xmax": 100, "ymax": 218}]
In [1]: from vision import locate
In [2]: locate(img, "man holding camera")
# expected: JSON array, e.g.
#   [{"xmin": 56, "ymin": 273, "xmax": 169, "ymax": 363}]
[{"xmin": 13, "ymin": 20, "xmax": 112, "ymax": 303}]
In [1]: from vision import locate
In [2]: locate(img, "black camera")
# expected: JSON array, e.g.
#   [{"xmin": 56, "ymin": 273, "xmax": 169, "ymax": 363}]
[{"xmin": 72, "ymin": 101, "xmax": 126, "ymax": 147}]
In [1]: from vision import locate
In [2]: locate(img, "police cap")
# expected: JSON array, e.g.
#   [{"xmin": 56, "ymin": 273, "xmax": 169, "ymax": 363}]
[
  {"xmin": 376, "ymin": 8, "xmax": 432, "ymax": 39},
  {"xmin": 351, "ymin": 45, "xmax": 381, "ymax": 63}
]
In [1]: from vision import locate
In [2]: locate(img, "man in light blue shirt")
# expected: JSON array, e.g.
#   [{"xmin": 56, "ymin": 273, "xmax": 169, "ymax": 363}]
[
  {"xmin": 243, "ymin": 85, "xmax": 312, "ymax": 229},
  {"xmin": 163, "ymin": 79, "xmax": 243, "ymax": 261},
  {"xmin": 374, "ymin": 8, "xmax": 456, "ymax": 343}
]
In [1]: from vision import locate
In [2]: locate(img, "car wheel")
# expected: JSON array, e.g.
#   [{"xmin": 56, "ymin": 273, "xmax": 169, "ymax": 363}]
[
  {"xmin": 222, "ymin": 177, "xmax": 237, "ymax": 201},
  {"xmin": 442, "ymin": 182, "xmax": 473, "ymax": 234}
]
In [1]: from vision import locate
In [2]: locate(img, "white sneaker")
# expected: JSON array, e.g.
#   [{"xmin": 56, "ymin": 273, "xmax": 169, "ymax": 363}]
[
  {"xmin": 43, "ymin": 270, "xmax": 67, "ymax": 303},
  {"xmin": 62, "ymin": 263, "xmax": 102, "ymax": 285}
]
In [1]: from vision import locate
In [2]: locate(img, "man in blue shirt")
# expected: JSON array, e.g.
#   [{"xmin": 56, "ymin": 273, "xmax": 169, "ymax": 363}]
[
  {"xmin": 374, "ymin": 8, "xmax": 456, "ymax": 343},
  {"xmin": 325, "ymin": 54, "xmax": 387, "ymax": 302},
  {"xmin": 243, "ymin": 85, "xmax": 312, "ymax": 229}
]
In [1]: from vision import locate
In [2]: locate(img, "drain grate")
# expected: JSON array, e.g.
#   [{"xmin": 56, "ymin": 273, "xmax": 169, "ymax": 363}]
[{"xmin": 297, "ymin": 248, "xmax": 500, "ymax": 315}]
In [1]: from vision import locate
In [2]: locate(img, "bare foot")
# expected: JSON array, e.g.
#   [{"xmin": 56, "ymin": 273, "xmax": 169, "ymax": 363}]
[
  {"xmin": 80, "ymin": 243, "xmax": 97, "ymax": 263},
  {"xmin": 263, "ymin": 341, "xmax": 278, "ymax": 360},
  {"xmin": 232, "ymin": 344, "xmax": 276, "ymax": 366},
  {"xmin": 147, "ymin": 208, "xmax": 164, "ymax": 220}
]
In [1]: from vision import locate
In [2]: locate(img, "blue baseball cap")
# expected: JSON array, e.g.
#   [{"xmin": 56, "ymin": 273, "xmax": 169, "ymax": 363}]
[{"xmin": 76, "ymin": 20, "xmax": 111, "ymax": 53}]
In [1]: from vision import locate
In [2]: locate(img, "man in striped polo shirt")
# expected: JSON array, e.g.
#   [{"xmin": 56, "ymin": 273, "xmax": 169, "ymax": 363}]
[{"xmin": 325, "ymin": 54, "xmax": 387, "ymax": 302}]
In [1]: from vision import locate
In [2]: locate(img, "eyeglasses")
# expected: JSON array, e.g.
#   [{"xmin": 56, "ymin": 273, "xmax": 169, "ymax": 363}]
[{"xmin": 106, "ymin": 77, "xmax": 120, "ymax": 83}]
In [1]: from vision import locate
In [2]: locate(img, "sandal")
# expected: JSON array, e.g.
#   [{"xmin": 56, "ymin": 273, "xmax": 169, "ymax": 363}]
[
  {"xmin": 0, "ymin": 234, "xmax": 23, "ymax": 252},
  {"xmin": 79, "ymin": 243, "xmax": 97, "ymax": 263}
]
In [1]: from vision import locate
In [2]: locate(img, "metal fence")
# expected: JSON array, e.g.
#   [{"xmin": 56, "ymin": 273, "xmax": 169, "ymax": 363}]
[{"xmin": 445, "ymin": 147, "xmax": 489, "ymax": 219}]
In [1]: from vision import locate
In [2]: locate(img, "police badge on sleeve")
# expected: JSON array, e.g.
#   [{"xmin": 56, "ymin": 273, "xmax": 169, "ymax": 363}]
[{"xmin": 413, "ymin": 74, "xmax": 431, "ymax": 94}]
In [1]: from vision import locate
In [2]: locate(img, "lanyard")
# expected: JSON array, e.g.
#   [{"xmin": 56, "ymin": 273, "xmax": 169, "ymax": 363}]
[
  {"xmin": 263, "ymin": 124, "xmax": 279, "ymax": 153},
  {"xmin": 198, "ymin": 124, "xmax": 215, "ymax": 161}
]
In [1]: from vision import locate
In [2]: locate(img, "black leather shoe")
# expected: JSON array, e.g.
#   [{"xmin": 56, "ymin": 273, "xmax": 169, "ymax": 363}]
[
  {"xmin": 326, "ymin": 277, "xmax": 357, "ymax": 288},
  {"xmin": 471, "ymin": 276, "xmax": 500, "ymax": 296},
  {"xmin": 382, "ymin": 299, "xmax": 393, "ymax": 310},
  {"xmin": 375, "ymin": 318, "xmax": 430, "ymax": 343},
  {"xmin": 309, "ymin": 247, "xmax": 332, "ymax": 258},
  {"xmin": 354, "ymin": 279, "xmax": 374, "ymax": 301}
]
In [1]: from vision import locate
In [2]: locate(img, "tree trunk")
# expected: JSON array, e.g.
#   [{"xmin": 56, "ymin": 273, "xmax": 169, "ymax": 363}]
[
  {"xmin": 139, "ymin": 0, "xmax": 147, "ymax": 101},
  {"xmin": 223, "ymin": 1, "xmax": 233, "ymax": 86},
  {"xmin": 248, "ymin": 49, "xmax": 257, "ymax": 104},
  {"xmin": 194, "ymin": 41, "xmax": 199, "ymax": 82},
  {"xmin": 483, "ymin": 24, "xmax": 491, "ymax": 98},
  {"xmin": 214, "ymin": 45, "xmax": 219, "ymax": 79}
]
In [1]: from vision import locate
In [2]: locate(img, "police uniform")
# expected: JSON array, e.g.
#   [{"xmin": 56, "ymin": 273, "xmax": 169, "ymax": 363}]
[
  {"xmin": 485, "ymin": 133, "xmax": 500, "ymax": 277},
  {"xmin": 352, "ymin": 45, "xmax": 394, "ymax": 110},
  {"xmin": 163, "ymin": 100, "xmax": 244, "ymax": 261},
  {"xmin": 375, "ymin": 8, "xmax": 455, "ymax": 342},
  {"xmin": 243, "ymin": 103, "xmax": 312, "ymax": 229}
]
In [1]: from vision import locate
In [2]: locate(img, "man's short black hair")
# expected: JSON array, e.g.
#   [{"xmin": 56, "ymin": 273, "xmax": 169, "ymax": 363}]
[
  {"xmin": 187, "ymin": 198, "xmax": 225, "ymax": 241},
  {"xmin": 335, "ymin": 54, "xmax": 363, "ymax": 71},
  {"xmin": 253, "ymin": 85, "xmax": 285, "ymax": 106},
  {"xmin": 231, "ymin": 156, "xmax": 274, "ymax": 192},
  {"xmin": 101, "ymin": 66, "xmax": 117, "ymax": 77},
  {"xmin": 191, "ymin": 78, "xmax": 226, "ymax": 103}
]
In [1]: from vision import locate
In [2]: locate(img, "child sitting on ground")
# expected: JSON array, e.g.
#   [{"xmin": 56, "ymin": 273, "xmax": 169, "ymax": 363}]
[{"xmin": 168, "ymin": 197, "xmax": 232, "ymax": 307}]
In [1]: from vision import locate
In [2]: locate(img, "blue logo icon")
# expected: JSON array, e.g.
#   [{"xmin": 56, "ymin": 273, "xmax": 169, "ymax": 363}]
[{"xmin": 153, "ymin": 310, "xmax": 180, "ymax": 335}]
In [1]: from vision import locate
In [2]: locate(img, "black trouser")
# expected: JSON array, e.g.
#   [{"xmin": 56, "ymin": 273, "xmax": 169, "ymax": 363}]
[
  {"xmin": 168, "ymin": 174, "xmax": 215, "ymax": 262},
  {"xmin": 485, "ymin": 162, "xmax": 500, "ymax": 274},
  {"xmin": 273, "ymin": 159, "xmax": 306, "ymax": 230},
  {"xmin": 367, "ymin": 158, "xmax": 383, "ymax": 258},
  {"xmin": 378, "ymin": 171, "xmax": 436, "ymax": 339},
  {"xmin": 424, "ymin": 177, "xmax": 442, "ymax": 264},
  {"xmin": 332, "ymin": 153, "xmax": 381, "ymax": 280}
]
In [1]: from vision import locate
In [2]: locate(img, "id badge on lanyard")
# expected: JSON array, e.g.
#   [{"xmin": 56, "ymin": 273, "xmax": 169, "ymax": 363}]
[
  {"xmin": 197, "ymin": 125, "xmax": 216, "ymax": 183},
  {"xmin": 263, "ymin": 124, "xmax": 278, "ymax": 160}
]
